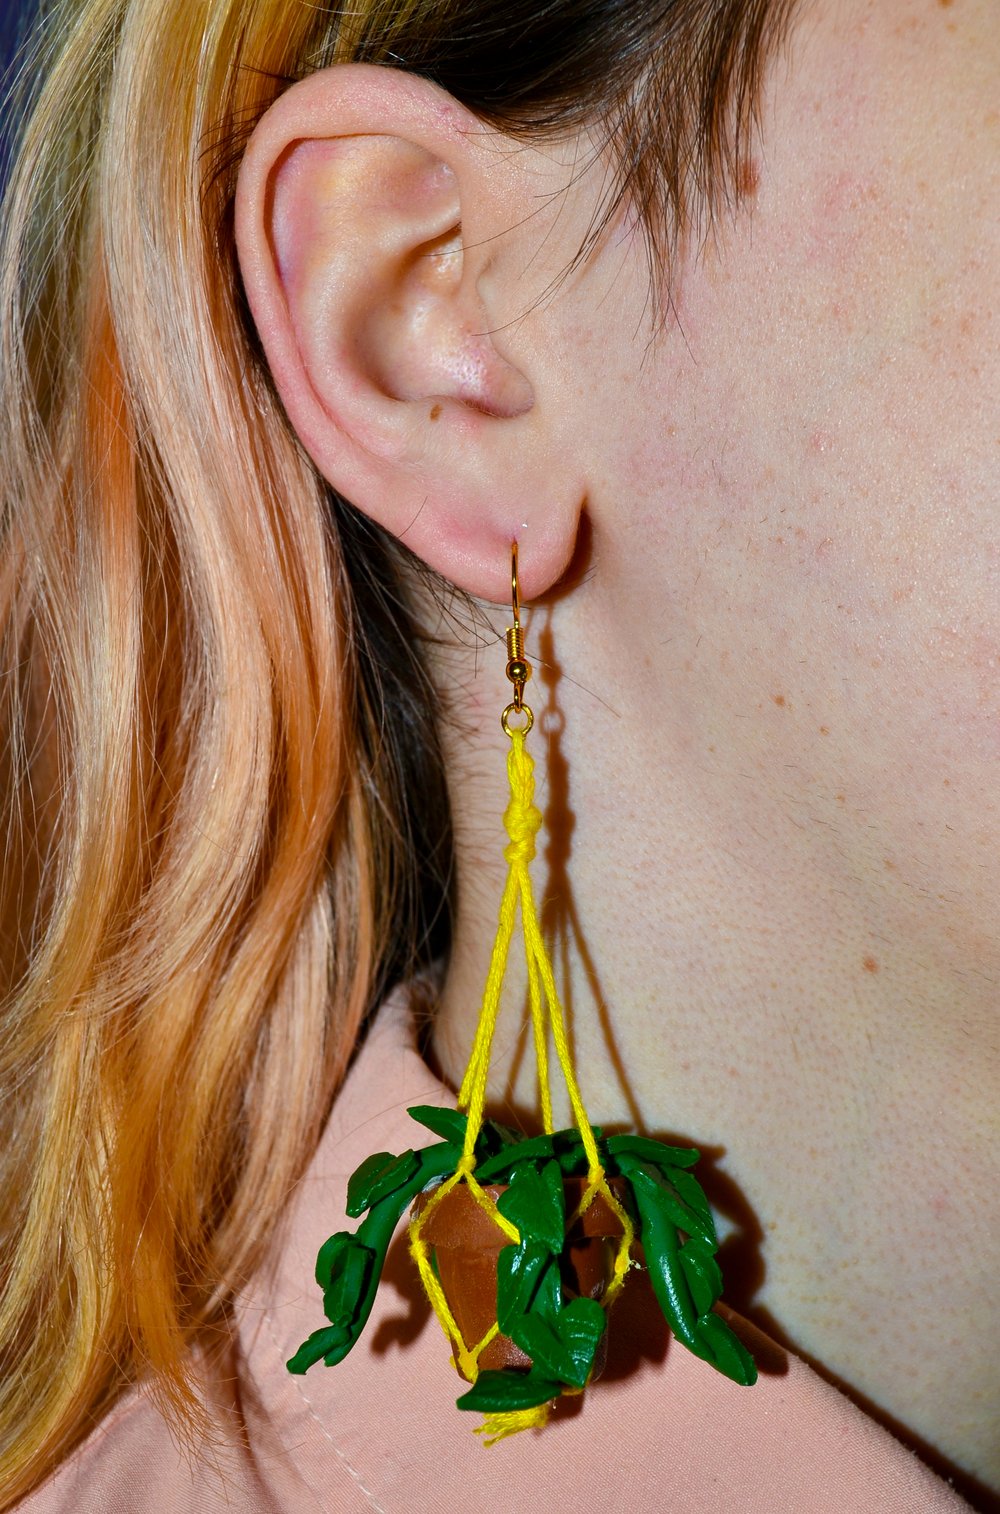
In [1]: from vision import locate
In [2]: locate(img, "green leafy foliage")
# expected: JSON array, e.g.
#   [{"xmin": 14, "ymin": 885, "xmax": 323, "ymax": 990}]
[
  {"xmin": 678, "ymin": 1233, "xmax": 724, "ymax": 1315},
  {"xmin": 484, "ymin": 1157, "xmax": 608, "ymax": 1409},
  {"xmin": 474, "ymin": 1131, "xmax": 557, "ymax": 1182},
  {"xmin": 693, "ymin": 1312, "xmax": 757, "ymax": 1383},
  {"xmin": 315, "ymin": 1229, "xmax": 355, "ymax": 1291},
  {"xmin": 346, "ymin": 1151, "xmax": 418, "ymax": 1218},
  {"xmin": 406, "ymin": 1105, "xmax": 469, "ymax": 1145},
  {"xmin": 605, "ymin": 1133, "xmax": 701, "ymax": 1170},
  {"xmin": 456, "ymin": 1369, "xmax": 563, "ymax": 1413},
  {"xmin": 622, "ymin": 1156, "xmax": 756, "ymax": 1387},
  {"xmin": 474, "ymin": 1125, "xmax": 601, "ymax": 1183},
  {"xmin": 670, "ymin": 1167, "xmax": 717, "ymax": 1234},
  {"xmin": 496, "ymin": 1160, "xmax": 565, "ymax": 1251},
  {"xmin": 495, "ymin": 1239, "xmax": 560, "ymax": 1335},
  {"xmin": 285, "ymin": 1321, "xmax": 350, "ymax": 1371},
  {"xmin": 613, "ymin": 1149, "xmax": 716, "ymax": 1245},
  {"xmin": 288, "ymin": 1137, "xmax": 458, "ymax": 1377},
  {"xmin": 323, "ymin": 1237, "xmax": 374, "ymax": 1321},
  {"xmin": 507, "ymin": 1296, "xmax": 606, "ymax": 1389},
  {"xmin": 290, "ymin": 1107, "xmax": 757, "ymax": 1405}
]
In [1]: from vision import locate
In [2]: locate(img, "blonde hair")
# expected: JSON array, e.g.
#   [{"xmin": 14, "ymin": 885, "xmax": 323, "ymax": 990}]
[{"xmin": 0, "ymin": 0, "xmax": 795, "ymax": 1500}]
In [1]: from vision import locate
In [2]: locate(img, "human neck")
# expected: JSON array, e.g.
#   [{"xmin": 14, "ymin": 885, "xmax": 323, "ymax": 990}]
[{"xmin": 429, "ymin": 554, "xmax": 994, "ymax": 1136}]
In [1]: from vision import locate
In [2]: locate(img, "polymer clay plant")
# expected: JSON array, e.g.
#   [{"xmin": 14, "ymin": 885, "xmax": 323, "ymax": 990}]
[{"xmin": 288, "ymin": 549, "xmax": 756, "ymax": 1441}]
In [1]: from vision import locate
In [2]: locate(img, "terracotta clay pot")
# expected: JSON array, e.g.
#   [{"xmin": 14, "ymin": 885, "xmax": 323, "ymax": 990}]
[{"xmin": 412, "ymin": 1176, "xmax": 631, "ymax": 1378}]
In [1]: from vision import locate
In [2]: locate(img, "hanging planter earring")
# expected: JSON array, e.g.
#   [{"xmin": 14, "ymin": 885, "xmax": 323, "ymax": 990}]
[{"xmin": 288, "ymin": 543, "xmax": 756, "ymax": 1442}]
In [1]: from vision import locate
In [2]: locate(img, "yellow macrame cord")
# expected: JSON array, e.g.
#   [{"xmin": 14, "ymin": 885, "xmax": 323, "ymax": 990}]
[{"xmin": 408, "ymin": 726, "xmax": 635, "ymax": 1443}]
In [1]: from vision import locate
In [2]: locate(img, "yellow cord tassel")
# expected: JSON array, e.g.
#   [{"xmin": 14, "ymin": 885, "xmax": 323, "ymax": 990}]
[
  {"xmin": 408, "ymin": 727, "xmax": 635, "ymax": 1439},
  {"xmin": 475, "ymin": 1404, "xmax": 551, "ymax": 1446}
]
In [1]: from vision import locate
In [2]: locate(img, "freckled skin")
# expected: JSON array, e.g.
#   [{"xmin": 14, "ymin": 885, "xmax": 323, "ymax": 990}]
[{"xmin": 434, "ymin": 0, "xmax": 999, "ymax": 1490}]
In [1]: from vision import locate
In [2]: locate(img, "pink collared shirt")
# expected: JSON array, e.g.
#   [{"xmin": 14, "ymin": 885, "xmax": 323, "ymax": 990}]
[{"xmin": 22, "ymin": 989, "xmax": 971, "ymax": 1512}]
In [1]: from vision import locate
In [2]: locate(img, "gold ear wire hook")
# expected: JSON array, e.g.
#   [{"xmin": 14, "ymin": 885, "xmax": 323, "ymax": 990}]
[{"xmin": 502, "ymin": 541, "xmax": 533, "ymax": 735}]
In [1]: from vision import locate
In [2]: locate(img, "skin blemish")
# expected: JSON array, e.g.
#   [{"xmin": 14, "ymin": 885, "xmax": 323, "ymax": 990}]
[
  {"xmin": 862, "ymin": 955, "xmax": 879, "ymax": 974},
  {"xmin": 819, "ymin": 725, "xmax": 830, "ymax": 736},
  {"xmin": 429, "ymin": 403, "xmax": 442, "ymax": 421},
  {"xmin": 773, "ymin": 694, "xmax": 786, "ymax": 707},
  {"xmin": 884, "ymin": 858, "xmax": 897, "ymax": 871},
  {"xmin": 835, "ymin": 793, "xmax": 846, "ymax": 804}
]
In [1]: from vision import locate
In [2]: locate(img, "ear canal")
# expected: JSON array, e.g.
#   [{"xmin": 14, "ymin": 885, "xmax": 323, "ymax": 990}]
[{"xmin": 367, "ymin": 224, "xmax": 534, "ymax": 418}]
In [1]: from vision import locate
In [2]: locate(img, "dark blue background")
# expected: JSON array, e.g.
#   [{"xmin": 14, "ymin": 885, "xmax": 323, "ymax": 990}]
[
  {"xmin": 1, "ymin": 0, "xmax": 23, "ymax": 75},
  {"xmin": 1, "ymin": 0, "xmax": 39, "ymax": 189},
  {"xmin": 1, "ymin": 0, "xmax": 35, "ymax": 86}
]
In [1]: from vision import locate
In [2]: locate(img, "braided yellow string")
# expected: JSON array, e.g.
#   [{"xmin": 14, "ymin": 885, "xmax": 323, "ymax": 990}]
[{"xmin": 408, "ymin": 726, "xmax": 635, "ymax": 1437}]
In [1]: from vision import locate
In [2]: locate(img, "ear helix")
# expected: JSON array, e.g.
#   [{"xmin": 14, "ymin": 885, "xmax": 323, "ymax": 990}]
[{"xmin": 235, "ymin": 66, "xmax": 584, "ymax": 603}]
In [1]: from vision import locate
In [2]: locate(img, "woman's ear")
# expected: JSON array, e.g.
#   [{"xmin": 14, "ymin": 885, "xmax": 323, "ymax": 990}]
[{"xmin": 235, "ymin": 65, "xmax": 587, "ymax": 603}]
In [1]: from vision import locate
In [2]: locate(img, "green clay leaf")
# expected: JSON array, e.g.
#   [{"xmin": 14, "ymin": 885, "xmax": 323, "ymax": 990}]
[
  {"xmin": 671, "ymin": 1169, "xmax": 718, "ymax": 1241},
  {"xmin": 678, "ymin": 1234, "xmax": 723, "ymax": 1315},
  {"xmin": 475, "ymin": 1132, "xmax": 558, "ymax": 1183},
  {"xmin": 508, "ymin": 1296, "xmax": 606, "ymax": 1390},
  {"xmin": 693, "ymin": 1313, "xmax": 758, "ymax": 1386},
  {"xmin": 315, "ymin": 1230, "xmax": 353, "ymax": 1290},
  {"xmin": 477, "ymin": 1126, "xmax": 604, "ymax": 1182},
  {"xmin": 496, "ymin": 1242, "xmax": 560, "ymax": 1335},
  {"xmin": 532, "ymin": 1249, "xmax": 562, "ymax": 1320},
  {"xmin": 345, "ymin": 1151, "xmax": 399, "ymax": 1216},
  {"xmin": 617, "ymin": 1153, "xmax": 715, "ymax": 1244},
  {"xmin": 628, "ymin": 1166, "xmax": 698, "ymax": 1346},
  {"xmin": 345, "ymin": 1148, "xmax": 420, "ymax": 1218},
  {"xmin": 406, "ymin": 1105, "xmax": 468, "ymax": 1145},
  {"xmin": 456, "ymin": 1370, "xmax": 562, "ymax": 1413},
  {"xmin": 496, "ymin": 1160, "xmax": 565, "ymax": 1251},
  {"xmin": 323, "ymin": 1239, "xmax": 374, "ymax": 1323},
  {"xmin": 605, "ymin": 1133, "xmax": 701, "ymax": 1170},
  {"xmin": 554, "ymin": 1130, "xmax": 594, "ymax": 1176},
  {"xmin": 540, "ymin": 1155, "xmax": 566, "ymax": 1209},
  {"xmin": 286, "ymin": 1323, "xmax": 351, "ymax": 1374}
]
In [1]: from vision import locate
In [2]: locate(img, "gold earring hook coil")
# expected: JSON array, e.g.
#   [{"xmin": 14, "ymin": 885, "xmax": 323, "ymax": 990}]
[{"xmin": 502, "ymin": 540, "xmax": 533, "ymax": 733}]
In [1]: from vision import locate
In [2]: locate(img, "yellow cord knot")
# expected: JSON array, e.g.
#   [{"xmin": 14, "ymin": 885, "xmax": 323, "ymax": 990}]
[
  {"xmin": 503, "ymin": 733, "xmax": 542, "ymax": 866},
  {"xmin": 503, "ymin": 799, "xmax": 541, "ymax": 866}
]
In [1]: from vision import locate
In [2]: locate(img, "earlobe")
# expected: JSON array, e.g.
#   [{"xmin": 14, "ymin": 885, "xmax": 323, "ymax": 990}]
[{"xmin": 235, "ymin": 65, "xmax": 585, "ymax": 603}]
